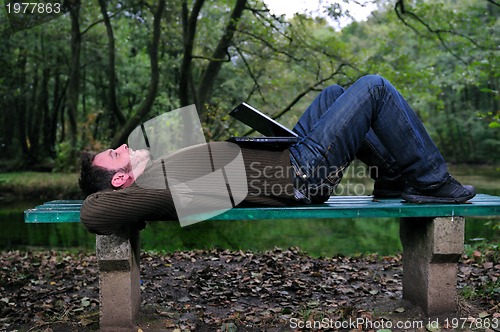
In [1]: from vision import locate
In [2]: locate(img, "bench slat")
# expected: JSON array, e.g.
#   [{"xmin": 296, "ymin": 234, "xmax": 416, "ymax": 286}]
[{"xmin": 24, "ymin": 194, "xmax": 500, "ymax": 224}]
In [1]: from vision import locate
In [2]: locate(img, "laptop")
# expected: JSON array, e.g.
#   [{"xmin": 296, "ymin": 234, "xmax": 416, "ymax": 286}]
[{"xmin": 227, "ymin": 102, "xmax": 299, "ymax": 147}]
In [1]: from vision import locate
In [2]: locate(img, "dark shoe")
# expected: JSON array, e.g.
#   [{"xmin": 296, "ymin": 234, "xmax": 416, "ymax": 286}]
[
  {"xmin": 402, "ymin": 174, "xmax": 476, "ymax": 203},
  {"xmin": 372, "ymin": 174, "xmax": 406, "ymax": 198}
]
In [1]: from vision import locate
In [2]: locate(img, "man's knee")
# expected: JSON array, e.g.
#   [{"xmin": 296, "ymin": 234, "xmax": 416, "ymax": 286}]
[
  {"xmin": 322, "ymin": 84, "xmax": 345, "ymax": 100},
  {"xmin": 356, "ymin": 74, "xmax": 387, "ymax": 89}
]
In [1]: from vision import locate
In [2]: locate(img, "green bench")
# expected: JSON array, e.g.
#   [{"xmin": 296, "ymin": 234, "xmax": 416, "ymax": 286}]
[{"xmin": 25, "ymin": 194, "xmax": 500, "ymax": 331}]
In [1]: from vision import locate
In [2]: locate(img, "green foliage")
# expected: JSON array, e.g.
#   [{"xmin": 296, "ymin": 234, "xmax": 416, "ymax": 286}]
[
  {"xmin": 0, "ymin": 172, "xmax": 81, "ymax": 200},
  {"xmin": 0, "ymin": 0, "xmax": 498, "ymax": 169},
  {"xmin": 53, "ymin": 142, "xmax": 80, "ymax": 173},
  {"xmin": 338, "ymin": 0, "xmax": 499, "ymax": 163},
  {"xmin": 462, "ymin": 240, "xmax": 500, "ymax": 300}
]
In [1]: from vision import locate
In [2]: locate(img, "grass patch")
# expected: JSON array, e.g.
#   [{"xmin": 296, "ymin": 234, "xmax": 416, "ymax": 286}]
[
  {"xmin": 461, "ymin": 241, "xmax": 500, "ymax": 300},
  {"xmin": 0, "ymin": 172, "xmax": 82, "ymax": 201},
  {"xmin": 141, "ymin": 217, "xmax": 403, "ymax": 257},
  {"xmin": 461, "ymin": 281, "xmax": 500, "ymax": 301},
  {"xmin": 464, "ymin": 240, "xmax": 500, "ymax": 264}
]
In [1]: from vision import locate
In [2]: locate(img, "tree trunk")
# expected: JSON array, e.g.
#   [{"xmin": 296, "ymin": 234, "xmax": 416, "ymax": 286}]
[
  {"xmin": 98, "ymin": 0, "xmax": 126, "ymax": 125},
  {"xmin": 179, "ymin": 0, "xmax": 205, "ymax": 107},
  {"xmin": 16, "ymin": 49, "xmax": 30, "ymax": 164},
  {"xmin": 66, "ymin": 2, "xmax": 81, "ymax": 158},
  {"xmin": 28, "ymin": 53, "xmax": 40, "ymax": 160},
  {"xmin": 197, "ymin": 0, "xmax": 247, "ymax": 117},
  {"xmin": 40, "ymin": 67, "xmax": 52, "ymax": 158},
  {"xmin": 110, "ymin": 0, "xmax": 165, "ymax": 148},
  {"xmin": 49, "ymin": 72, "xmax": 64, "ymax": 157}
]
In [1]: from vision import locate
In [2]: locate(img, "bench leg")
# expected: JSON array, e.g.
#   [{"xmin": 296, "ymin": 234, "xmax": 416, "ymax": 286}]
[
  {"xmin": 400, "ymin": 216, "xmax": 465, "ymax": 316},
  {"xmin": 96, "ymin": 225, "xmax": 141, "ymax": 331}
]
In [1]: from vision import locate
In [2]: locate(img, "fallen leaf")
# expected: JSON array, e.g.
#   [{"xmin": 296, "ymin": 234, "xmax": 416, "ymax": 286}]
[
  {"xmin": 426, "ymin": 322, "xmax": 441, "ymax": 332},
  {"xmin": 478, "ymin": 311, "xmax": 490, "ymax": 318}
]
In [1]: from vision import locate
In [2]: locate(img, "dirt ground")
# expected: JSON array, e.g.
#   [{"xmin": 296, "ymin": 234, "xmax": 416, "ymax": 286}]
[{"xmin": 1, "ymin": 248, "xmax": 499, "ymax": 331}]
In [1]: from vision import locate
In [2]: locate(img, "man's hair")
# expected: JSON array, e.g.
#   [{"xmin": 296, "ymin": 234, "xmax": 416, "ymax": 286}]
[{"xmin": 79, "ymin": 152, "xmax": 117, "ymax": 197}]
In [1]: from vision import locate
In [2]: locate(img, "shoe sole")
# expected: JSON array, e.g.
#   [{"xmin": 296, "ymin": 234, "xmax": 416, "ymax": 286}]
[
  {"xmin": 372, "ymin": 190, "xmax": 403, "ymax": 199},
  {"xmin": 402, "ymin": 192, "xmax": 476, "ymax": 204}
]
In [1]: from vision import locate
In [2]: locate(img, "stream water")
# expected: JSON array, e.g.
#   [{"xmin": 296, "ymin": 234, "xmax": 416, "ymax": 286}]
[{"xmin": 1, "ymin": 166, "xmax": 498, "ymax": 256}]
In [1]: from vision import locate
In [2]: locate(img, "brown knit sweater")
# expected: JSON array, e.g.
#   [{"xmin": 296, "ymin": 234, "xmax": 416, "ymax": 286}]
[{"xmin": 80, "ymin": 142, "xmax": 299, "ymax": 235}]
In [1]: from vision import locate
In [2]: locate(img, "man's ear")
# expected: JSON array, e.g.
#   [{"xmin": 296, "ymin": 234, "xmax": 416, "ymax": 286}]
[{"xmin": 111, "ymin": 171, "xmax": 130, "ymax": 188}]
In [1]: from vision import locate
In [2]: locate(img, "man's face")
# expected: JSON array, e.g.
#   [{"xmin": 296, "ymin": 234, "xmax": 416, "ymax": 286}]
[{"xmin": 93, "ymin": 144, "xmax": 131, "ymax": 171}]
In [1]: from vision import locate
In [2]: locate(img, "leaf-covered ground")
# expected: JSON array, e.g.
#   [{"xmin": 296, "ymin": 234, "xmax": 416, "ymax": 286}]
[{"xmin": 1, "ymin": 248, "xmax": 498, "ymax": 331}]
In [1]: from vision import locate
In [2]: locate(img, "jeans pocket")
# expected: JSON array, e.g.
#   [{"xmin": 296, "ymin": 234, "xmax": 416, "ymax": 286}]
[{"xmin": 290, "ymin": 153, "xmax": 308, "ymax": 181}]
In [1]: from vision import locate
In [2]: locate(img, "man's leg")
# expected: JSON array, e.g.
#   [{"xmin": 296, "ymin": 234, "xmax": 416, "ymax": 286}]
[
  {"xmin": 356, "ymin": 130, "xmax": 406, "ymax": 197},
  {"xmin": 292, "ymin": 84, "xmax": 345, "ymax": 137},
  {"xmin": 290, "ymin": 75, "xmax": 474, "ymax": 203},
  {"xmin": 294, "ymin": 83, "xmax": 405, "ymax": 197},
  {"xmin": 291, "ymin": 84, "xmax": 346, "ymax": 202}
]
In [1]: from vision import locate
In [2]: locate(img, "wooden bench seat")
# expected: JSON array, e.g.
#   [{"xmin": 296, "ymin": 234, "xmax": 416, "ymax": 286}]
[{"xmin": 24, "ymin": 194, "xmax": 500, "ymax": 331}]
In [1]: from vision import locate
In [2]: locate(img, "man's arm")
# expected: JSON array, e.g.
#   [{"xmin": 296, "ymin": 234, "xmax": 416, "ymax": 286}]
[{"xmin": 80, "ymin": 183, "xmax": 177, "ymax": 235}]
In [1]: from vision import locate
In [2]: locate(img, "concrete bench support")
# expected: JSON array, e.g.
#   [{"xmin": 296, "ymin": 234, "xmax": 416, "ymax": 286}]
[
  {"xmin": 400, "ymin": 216, "xmax": 465, "ymax": 316},
  {"xmin": 96, "ymin": 225, "xmax": 141, "ymax": 331}
]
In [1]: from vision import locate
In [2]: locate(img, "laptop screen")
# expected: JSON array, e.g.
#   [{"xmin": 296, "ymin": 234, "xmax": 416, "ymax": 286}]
[{"xmin": 229, "ymin": 102, "xmax": 298, "ymax": 138}]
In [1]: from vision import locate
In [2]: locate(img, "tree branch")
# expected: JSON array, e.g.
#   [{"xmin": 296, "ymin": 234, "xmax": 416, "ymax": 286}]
[
  {"xmin": 395, "ymin": 0, "xmax": 469, "ymax": 65},
  {"xmin": 246, "ymin": 2, "xmax": 292, "ymax": 43},
  {"xmin": 81, "ymin": 8, "xmax": 123, "ymax": 36},
  {"xmin": 236, "ymin": 29, "xmax": 304, "ymax": 62},
  {"xmin": 242, "ymin": 63, "xmax": 355, "ymax": 136},
  {"xmin": 234, "ymin": 46, "xmax": 266, "ymax": 103},
  {"xmin": 394, "ymin": 0, "xmax": 497, "ymax": 67},
  {"xmin": 191, "ymin": 52, "xmax": 231, "ymax": 62},
  {"xmin": 197, "ymin": 0, "xmax": 247, "ymax": 114},
  {"xmin": 273, "ymin": 63, "xmax": 353, "ymax": 120}
]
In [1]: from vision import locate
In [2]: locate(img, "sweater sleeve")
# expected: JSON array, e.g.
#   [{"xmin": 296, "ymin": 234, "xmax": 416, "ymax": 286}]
[
  {"xmin": 80, "ymin": 142, "xmax": 298, "ymax": 235},
  {"xmin": 80, "ymin": 183, "xmax": 177, "ymax": 235}
]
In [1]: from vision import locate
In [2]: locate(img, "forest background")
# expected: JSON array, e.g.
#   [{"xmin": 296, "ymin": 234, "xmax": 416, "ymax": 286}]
[
  {"xmin": 0, "ymin": 0, "xmax": 498, "ymax": 172},
  {"xmin": 1, "ymin": 4, "xmax": 499, "ymax": 328}
]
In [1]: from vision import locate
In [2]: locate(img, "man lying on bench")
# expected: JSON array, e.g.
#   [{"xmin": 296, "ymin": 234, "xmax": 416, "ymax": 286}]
[{"xmin": 78, "ymin": 75, "xmax": 475, "ymax": 235}]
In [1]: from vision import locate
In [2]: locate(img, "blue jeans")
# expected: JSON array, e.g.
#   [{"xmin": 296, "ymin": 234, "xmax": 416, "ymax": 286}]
[{"xmin": 289, "ymin": 75, "xmax": 448, "ymax": 201}]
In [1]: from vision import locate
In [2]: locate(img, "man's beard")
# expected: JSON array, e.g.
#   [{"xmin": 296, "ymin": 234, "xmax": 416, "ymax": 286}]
[
  {"xmin": 120, "ymin": 162, "xmax": 133, "ymax": 174},
  {"xmin": 129, "ymin": 149, "xmax": 151, "ymax": 177}
]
